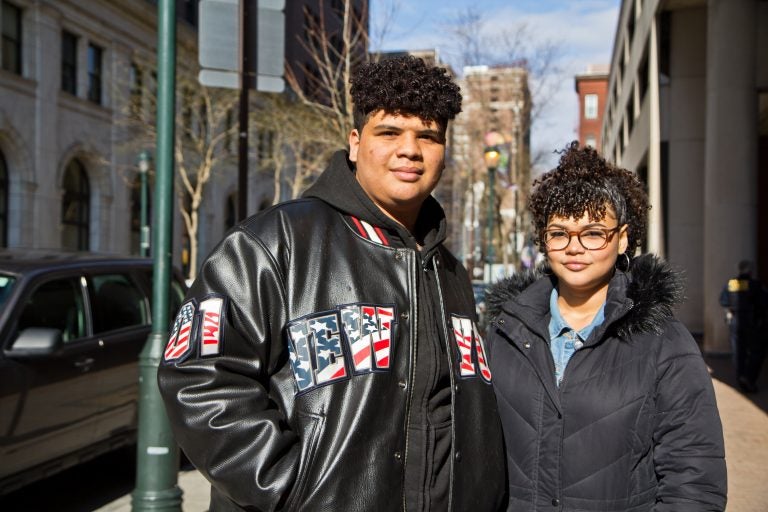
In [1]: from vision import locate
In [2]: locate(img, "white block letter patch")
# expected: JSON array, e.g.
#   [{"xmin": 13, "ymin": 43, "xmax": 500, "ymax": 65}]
[{"xmin": 450, "ymin": 315, "xmax": 492, "ymax": 383}]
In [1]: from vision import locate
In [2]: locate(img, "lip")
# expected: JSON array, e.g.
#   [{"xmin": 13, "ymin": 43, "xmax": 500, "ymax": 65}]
[
  {"xmin": 391, "ymin": 167, "xmax": 423, "ymax": 182},
  {"xmin": 563, "ymin": 261, "xmax": 589, "ymax": 271}
]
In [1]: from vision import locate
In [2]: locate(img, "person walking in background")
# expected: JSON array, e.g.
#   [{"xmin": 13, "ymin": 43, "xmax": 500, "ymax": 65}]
[
  {"xmin": 720, "ymin": 260, "xmax": 768, "ymax": 393},
  {"xmin": 486, "ymin": 142, "xmax": 726, "ymax": 511},
  {"xmin": 157, "ymin": 56, "xmax": 505, "ymax": 511}
]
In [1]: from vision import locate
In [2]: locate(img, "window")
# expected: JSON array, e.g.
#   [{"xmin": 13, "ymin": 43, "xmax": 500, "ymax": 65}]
[
  {"xmin": 87, "ymin": 43, "xmax": 102, "ymax": 104},
  {"xmin": 257, "ymin": 129, "xmax": 275, "ymax": 165},
  {"xmin": 18, "ymin": 278, "xmax": 86, "ymax": 342},
  {"xmin": 90, "ymin": 274, "xmax": 148, "ymax": 333},
  {"xmin": 585, "ymin": 134, "xmax": 597, "ymax": 149},
  {"xmin": 225, "ymin": 192, "xmax": 236, "ymax": 230},
  {"xmin": 61, "ymin": 30, "xmax": 78, "ymax": 95},
  {"xmin": 0, "ymin": 151, "xmax": 7, "ymax": 247},
  {"xmin": 1, "ymin": 1, "xmax": 21, "ymax": 75},
  {"xmin": 129, "ymin": 62, "xmax": 143, "ymax": 115},
  {"xmin": 61, "ymin": 159, "xmax": 89, "ymax": 251},
  {"xmin": 584, "ymin": 94, "xmax": 598, "ymax": 119}
]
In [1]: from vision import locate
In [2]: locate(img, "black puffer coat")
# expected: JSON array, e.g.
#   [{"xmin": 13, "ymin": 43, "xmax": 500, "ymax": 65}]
[{"xmin": 486, "ymin": 254, "xmax": 727, "ymax": 511}]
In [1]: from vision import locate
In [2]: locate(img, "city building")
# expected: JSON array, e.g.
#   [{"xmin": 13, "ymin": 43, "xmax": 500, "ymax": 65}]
[
  {"xmin": 574, "ymin": 64, "xmax": 609, "ymax": 152},
  {"xmin": 601, "ymin": 0, "xmax": 768, "ymax": 352},
  {"xmin": 452, "ymin": 64, "xmax": 531, "ymax": 279},
  {"xmin": 0, "ymin": 0, "xmax": 369, "ymax": 278}
]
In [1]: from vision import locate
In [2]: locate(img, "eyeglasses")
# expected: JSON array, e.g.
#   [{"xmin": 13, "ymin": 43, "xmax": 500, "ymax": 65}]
[{"xmin": 542, "ymin": 226, "xmax": 621, "ymax": 251}]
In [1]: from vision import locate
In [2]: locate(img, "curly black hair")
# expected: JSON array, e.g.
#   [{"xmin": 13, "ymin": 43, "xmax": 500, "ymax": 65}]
[
  {"xmin": 350, "ymin": 55, "xmax": 462, "ymax": 131},
  {"xmin": 529, "ymin": 141, "xmax": 650, "ymax": 255}
]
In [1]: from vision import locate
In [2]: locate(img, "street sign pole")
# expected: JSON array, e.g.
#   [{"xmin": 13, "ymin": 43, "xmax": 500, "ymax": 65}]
[{"xmin": 132, "ymin": 0, "xmax": 181, "ymax": 510}]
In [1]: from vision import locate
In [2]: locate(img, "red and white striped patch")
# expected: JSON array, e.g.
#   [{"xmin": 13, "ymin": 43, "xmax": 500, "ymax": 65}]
[
  {"xmin": 350, "ymin": 216, "xmax": 389, "ymax": 246},
  {"xmin": 164, "ymin": 301, "xmax": 196, "ymax": 361},
  {"xmin": 199, "ymin": 296, "xmax": 224, "ymax": 357}
]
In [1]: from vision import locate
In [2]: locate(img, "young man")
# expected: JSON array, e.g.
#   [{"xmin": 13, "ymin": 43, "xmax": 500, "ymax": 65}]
[{"xmin": 158, "ymin": 56, "xmax": 505, "ymax": 511}]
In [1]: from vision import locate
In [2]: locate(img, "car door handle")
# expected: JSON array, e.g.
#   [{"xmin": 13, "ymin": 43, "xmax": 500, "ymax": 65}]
[{"xmin": 74, "ymin": 357, "xmax": 95, "ymax": 371}]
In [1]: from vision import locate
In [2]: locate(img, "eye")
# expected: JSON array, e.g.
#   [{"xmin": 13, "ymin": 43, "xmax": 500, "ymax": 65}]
[
  {"xmin": 546, "ymin": 230, "xmax": 568, "ymax": 239},
  {"xmin": 582, "ymin": 229, "xmax": 606, "ymax": 239}
]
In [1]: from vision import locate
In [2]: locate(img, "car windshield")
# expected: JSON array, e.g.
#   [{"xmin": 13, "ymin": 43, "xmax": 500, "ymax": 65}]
[{"xmin": 0, "ymin": 274, "xmax": 16, "ymax": 308}]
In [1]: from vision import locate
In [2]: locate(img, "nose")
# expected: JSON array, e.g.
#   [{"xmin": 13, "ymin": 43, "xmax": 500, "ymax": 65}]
[
  {"xmin": 396, "ymin": 133, "xmax": 422, "ymax": 160},
  {"xmin": 564, "ymin": 233, "xmax": 585, "ymax": 254}
]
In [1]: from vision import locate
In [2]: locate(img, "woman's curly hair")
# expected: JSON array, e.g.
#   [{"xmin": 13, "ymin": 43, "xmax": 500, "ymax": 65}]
[
  {"xmin": 350, "ymin": 55, "xmax": 462, "ymax": 131},
  {"xmin": 529, "ymin": 141, "xmax": 650, "ymax": 255}
]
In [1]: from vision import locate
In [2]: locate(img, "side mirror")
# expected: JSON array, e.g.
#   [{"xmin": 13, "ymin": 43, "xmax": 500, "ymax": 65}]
[{"xmin": 8, "ymin": 327, "xmax": 64, "ymax": 357}]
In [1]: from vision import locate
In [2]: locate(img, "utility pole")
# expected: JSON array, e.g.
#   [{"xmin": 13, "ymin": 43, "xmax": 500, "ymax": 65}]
[{"xmin": 132, "ymin": 0, "xmax": 181, "ymax": 510}]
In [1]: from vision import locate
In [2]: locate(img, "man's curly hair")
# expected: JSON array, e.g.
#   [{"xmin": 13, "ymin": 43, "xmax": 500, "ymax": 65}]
[
  {"xmin": 350, "ymin": 55, "xmax": 462, "ymax": 131},
  {"xmin": 529, "ymin": 141, "xmax": 650, "ymax": 255}
]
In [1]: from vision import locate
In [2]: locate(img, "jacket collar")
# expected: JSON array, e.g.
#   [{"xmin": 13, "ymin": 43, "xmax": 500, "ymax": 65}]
[
  {"xmin": 302, "ymin": 150, "xmax": 447, "ymax": 256},
  {"xmin": 487, "ymin": 254, "xmax": 685, "ymax": 340}
]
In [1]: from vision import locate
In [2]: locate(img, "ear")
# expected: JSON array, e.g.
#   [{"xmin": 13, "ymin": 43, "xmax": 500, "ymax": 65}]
[
  {"xmin": 618, "ymin": 224, "xmax": 629, "ymax": 255},
  {"xmin": 348, "ymin": 129, "xmax": 360, "ymax": 163}
]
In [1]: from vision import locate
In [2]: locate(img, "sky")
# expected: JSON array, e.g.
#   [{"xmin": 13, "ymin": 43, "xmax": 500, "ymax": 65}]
[{"xmin": 369, "ymin": 0, "xmax": 621, "ymax": 171}]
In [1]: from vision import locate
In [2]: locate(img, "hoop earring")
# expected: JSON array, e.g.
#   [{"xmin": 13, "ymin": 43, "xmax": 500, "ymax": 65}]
[{"xmin": 616, "ymin": 252, "xmax": 631, "ymax": 272}]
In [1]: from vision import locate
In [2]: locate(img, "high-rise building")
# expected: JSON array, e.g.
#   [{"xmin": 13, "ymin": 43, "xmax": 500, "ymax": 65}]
[
  {"xmin": 601, "ymin": 0, "xmax": 768, "ymax": 353},
  {"xmin": 451, "ymin": 64, "xmax": 531, "ymax": 278}
]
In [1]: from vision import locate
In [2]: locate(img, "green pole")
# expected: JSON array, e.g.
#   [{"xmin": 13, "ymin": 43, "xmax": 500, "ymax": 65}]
[
  {"xmin": 132, "ymin": 0, "xmax": 182, "ymax": 510},
  {"xmin": 486, "ymin": 165, "xmax": 496, "ymax": 277}
]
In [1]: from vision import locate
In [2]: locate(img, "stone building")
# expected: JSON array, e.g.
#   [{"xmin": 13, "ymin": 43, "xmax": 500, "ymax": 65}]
[{"xmin": 601, "ymin": 0, "xmax": 768, "ymax": 352}]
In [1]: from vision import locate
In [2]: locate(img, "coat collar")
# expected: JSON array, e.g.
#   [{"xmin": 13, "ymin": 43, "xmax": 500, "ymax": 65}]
[{"xmin": 487, "ymin": 254, "xmax": 685, "ymax": 339}]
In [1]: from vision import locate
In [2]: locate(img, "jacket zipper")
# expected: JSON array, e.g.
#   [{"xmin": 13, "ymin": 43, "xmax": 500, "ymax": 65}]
[
  {"xmin": 431, "ymin": 252, "xmax": 456, "ymax": 512},
  {"xmin": 402, "ymin": 248, "xmax": 418, "ymax": 512}
]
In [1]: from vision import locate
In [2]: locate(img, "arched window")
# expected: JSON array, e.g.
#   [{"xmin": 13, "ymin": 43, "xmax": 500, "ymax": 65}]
[
  {"xmin": 0, "ymin": 151, "xmax": 8, "ymax": 247},
  {"xmin": 61, "ymin": 159, "xmax": 90, "ymax": 251}
]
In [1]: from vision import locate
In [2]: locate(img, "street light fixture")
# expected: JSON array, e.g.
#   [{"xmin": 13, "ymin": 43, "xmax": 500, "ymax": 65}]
[
  {"xmin": 484, "ymin": 145, "xmax": 501, "ymax": 282},
  {"xmin": 137, "ymin": 150, "xmax": 152, "ymax": 258}
]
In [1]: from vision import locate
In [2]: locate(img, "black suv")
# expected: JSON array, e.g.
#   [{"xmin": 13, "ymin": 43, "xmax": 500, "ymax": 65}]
[{"xmin": 0, "ymin": 251, "xmax": 186, "ymax": 494}]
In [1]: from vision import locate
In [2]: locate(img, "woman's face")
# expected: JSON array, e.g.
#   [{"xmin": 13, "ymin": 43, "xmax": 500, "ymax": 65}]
[{"xmin": 544, "ymin": 206, "xmax": 628, "ymax": 298}]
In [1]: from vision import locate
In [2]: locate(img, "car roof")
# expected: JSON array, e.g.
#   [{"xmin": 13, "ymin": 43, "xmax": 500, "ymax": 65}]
[{"xmin": 0, "ymin": 249, "xmax": 153, "ymax": 277}]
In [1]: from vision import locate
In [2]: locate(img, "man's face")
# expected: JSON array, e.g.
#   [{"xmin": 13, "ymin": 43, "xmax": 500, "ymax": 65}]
[{"xmin": 349, "ymin": 110, "xmax": 446, "ymax": 227}]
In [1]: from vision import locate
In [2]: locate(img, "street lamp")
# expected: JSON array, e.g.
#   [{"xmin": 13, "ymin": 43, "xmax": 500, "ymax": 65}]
[
  {"xmin": 484, "ymin": 145, "xmax": 501, "ymax": 282},
  {"xmin": 137, "ymin": 150, "xmax": 151, "ymax": 257}
]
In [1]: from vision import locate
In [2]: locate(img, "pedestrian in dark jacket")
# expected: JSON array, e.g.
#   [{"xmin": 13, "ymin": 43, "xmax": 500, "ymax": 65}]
[
  {"xmin": 486, "ymin": 142, "xmax": 727, "ymax": 511},
  {"xmin": 157, "ymin": 56, "xmax": 505, "ymax": 511},
  {"xmin": 719, "ymin": 259, "xmax": 768, "ymax": 393}
]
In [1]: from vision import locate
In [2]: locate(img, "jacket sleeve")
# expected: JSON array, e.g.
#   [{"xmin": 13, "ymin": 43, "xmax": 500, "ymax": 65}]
[
  {"xmin": 157, "ymin": 228, "xmax": 300, "ymax": 511},
  {"xmin": 652, "ymin": 321, "xmax": 727, "ymax": 511}
]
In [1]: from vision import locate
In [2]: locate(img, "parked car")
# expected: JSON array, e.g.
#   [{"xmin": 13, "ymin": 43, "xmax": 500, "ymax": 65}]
[{"xmin": 0, "ymin": 251, "xmax": 186, "ymax": 494}]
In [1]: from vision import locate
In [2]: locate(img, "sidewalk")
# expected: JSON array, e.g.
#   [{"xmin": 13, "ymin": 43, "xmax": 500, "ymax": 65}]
[{"xmin": 100, "ymin": 363, "xmax": 768, "ymax": 512}]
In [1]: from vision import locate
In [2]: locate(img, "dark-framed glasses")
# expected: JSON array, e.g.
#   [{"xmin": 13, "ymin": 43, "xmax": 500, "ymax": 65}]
[{"xmin": 542, "ymin": 226, "xmax": 621, "ymax": 251}]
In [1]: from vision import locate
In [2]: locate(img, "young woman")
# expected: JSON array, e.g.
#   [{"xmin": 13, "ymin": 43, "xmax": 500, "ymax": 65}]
[{"xmin": 487, "ymin": 143, "xmax": 726, "ymax": 511}]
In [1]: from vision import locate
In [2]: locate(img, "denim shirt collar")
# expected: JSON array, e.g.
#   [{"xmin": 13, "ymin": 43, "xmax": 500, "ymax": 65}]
[{"xmin": 548, "ymin": 288, "xmax": 606, "ymax": 342}]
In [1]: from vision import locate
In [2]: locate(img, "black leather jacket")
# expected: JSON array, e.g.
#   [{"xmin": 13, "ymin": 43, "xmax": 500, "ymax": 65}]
[{"xmin": 158, "ymin": 152, "xmax": 505, "ymax": 511}]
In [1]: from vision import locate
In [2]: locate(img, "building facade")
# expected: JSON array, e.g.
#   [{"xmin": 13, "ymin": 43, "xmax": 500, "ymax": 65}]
[
  {"xmin": 601, "ymin": 0, "xmax": 768, "ymax": 352},
  {"xmin": 574, "ymin": 64, "xmax": 609, "ymax": 152},
  {"xmin": 452, "ymin": 64, "xmax": 532, "ymax": 279}
]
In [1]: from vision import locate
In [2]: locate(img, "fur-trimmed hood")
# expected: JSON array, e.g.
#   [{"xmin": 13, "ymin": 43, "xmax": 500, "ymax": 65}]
[{"xmin": 487, "ymin": 253, "xmax": 685, "ymax": 339}]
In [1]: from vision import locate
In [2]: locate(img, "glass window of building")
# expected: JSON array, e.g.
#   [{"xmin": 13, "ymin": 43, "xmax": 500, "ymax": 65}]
[
  {"xmin": 61, "ymin": 159, "xmax": 89, "ymax": 251},
  {"xmin": 1, "ymin": 1, "xmax": 22, "ymax": 75},
  {"xmin": 87, "ymin": 43, "xmax": 102, "ymax": 104},
  {"xmin": 584, "ymin": 93, "xmax": 598, "ymax": 119},
  {"xmin": 61, "ymin": 30, "xmax": 78, "ymax": 95},
  {"xmin": 0, "ymin": 151, "xmax": 7, "ymax": 247},
  {"xmin": 585, "ymin": 134, "xmax": 597, "ymax": 149}
]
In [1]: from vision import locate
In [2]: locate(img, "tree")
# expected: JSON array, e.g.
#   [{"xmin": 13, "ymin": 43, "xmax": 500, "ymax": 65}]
[{"xmin": 116, "ymin": 60, "xmax": 241, "ymax": 281}]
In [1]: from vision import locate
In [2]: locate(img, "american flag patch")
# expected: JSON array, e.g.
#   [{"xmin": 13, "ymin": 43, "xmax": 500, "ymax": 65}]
[
  {"xmin": 164, "ymin": 301, "xmax": 196, "ymax": 361},
  {"xmin": 450, "ymin": 314, "xmax": 492, "ymax": 382},
  {"xmin": 199, "ymin": 296, "xmax": 224, "ymax": 357}
]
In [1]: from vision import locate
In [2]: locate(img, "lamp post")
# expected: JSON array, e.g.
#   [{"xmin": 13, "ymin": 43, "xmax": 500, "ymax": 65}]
[
  {"xmin": 484, "ymin": 146, "xmax": 501, "ymax": 282},
  {"xmin": 137, "ymin": 150, "xmax": 151, "ymax": 258}
]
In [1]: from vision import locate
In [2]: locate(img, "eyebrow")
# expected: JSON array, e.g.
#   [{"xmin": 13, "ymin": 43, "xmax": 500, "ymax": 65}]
[
  {"xmin": 372, "ymin": 124, "xmax": 443, "ymax": 138},
  {"xmin": 546, "ymin": 222, "xmax": 611, "ymax": 229}
]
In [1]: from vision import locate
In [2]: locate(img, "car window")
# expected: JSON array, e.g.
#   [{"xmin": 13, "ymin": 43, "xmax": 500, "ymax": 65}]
[
  {"xmin": 91, "ymin": 273, "xmax": 148, "ymax": 334},
  {"xmin": 18, "ymin": 277, "xmax": 86, "ymax": 342},
  {"xmin": 0, "ymin": 274, "xmax": 15, "ymax": 307}
]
